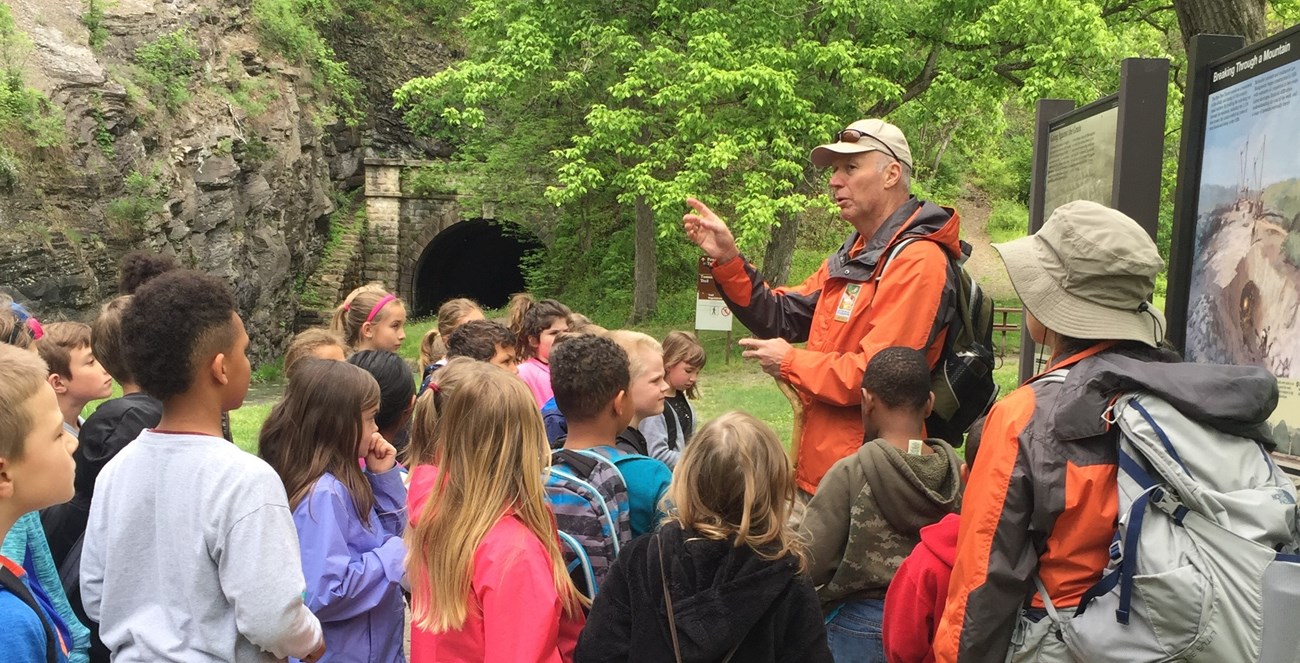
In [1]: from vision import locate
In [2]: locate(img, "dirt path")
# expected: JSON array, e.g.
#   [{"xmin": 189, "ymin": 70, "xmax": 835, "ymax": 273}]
[{"xmin": 955, "ymin": 187, "xmax": 1018, "ymax": 303}]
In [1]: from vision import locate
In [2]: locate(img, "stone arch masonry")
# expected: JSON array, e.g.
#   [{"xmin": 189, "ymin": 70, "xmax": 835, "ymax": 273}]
[{"xmin": 296, "ymin": 158, "xmax": 496, "ymax": 328}]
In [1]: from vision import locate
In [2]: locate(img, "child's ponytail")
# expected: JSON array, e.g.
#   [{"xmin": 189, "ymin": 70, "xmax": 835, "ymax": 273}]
[
  {"xmin": 405, "ymin": 357, "xmax": 475, "ymax": 468},
  {"xmin": 421, "ymin": 298, "xmax": 485, "ymax": 371},
  {"xmin": 506, "ymin": 292, "xmax": 536, "ymax": 339},
  {"xmin": 510, "ymin": 294, "xmax": 572, "ymax": 360},
  {"xmin": 418, "ymin": 329, "xmax": 441, "ymax": 375}
]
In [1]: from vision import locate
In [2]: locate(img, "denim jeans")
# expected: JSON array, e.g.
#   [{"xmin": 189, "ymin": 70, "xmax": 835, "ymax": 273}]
[{"xmin": 825, "ymin": 598, "xmax": 886, "ymax": 663}]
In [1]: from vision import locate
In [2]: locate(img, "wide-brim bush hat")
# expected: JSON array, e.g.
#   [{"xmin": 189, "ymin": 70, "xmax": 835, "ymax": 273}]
[{"xmin": 993, "ymin": 200, "xmax": 1166, "ymax": 347}]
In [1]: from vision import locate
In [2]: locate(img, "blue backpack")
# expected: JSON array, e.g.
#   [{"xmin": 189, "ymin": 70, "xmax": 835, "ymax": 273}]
[{"xmin": 546, "ymin": 448, "xmax": 632, "ymax": 598}]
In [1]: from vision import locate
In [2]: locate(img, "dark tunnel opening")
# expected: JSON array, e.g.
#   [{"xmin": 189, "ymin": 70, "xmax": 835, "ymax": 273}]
[{"xmin": 413, "ymin": 218, "xmax": 544, "ymax": 316}]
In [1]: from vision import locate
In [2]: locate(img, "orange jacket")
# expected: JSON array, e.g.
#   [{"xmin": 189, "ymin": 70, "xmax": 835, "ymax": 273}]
[
  {"xmin": 933, "ymin": 343, "xmax": 1126, "ymax": 662},
  {"xmin": 712, "ymin": 198, "xmax": 961, "ymax": 493},
  {"xmin": 933, "ymin": 342, "xmax": 1276, "ymax": 662}
]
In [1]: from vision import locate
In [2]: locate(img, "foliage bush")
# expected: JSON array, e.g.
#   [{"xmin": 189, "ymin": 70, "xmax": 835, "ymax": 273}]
[
  {"xmin": 986, "ymin": 199, "xmax": 1029, "ymax": 244},
  {"xmin": 134, "ymin": 30, "xmax": 201, "ymax": 111},
  {"xmin": 0, "ymin": 4, "xmax": 66, "ymax": 188},
  {"xmin": 82, "ymin": 0, "xmax": 108, "ymax": 49},
  {"xmin": 105, "ymin": 169, "xmax": 165, "ymax": 239},
  {"xmin": 221, "ymin": 70, "xmax": 279, "ymax": 118},
  {"xmin": 251, "ymin": 0, "xmax": 362, "ymax": 126}
]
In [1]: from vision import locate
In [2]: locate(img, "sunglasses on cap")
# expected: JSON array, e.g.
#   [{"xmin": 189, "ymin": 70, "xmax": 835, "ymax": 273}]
[{"xmin": 834, "ymin": 128, "xmax": 902, "ymax": 164}]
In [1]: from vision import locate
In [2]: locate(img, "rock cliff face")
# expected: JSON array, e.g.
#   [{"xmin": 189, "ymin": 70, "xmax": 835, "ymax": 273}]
[{"xmin": 0, "ymin": 0, "xmax": 451, "ymax": 362}]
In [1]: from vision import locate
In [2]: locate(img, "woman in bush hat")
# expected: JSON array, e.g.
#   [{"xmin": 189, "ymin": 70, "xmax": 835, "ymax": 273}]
[{"xmin": 932, "ymin": 200, "xmax": 1279, "ymax": 662}]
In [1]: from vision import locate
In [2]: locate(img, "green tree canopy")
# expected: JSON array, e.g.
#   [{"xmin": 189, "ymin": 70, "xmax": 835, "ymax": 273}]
[{"xmin": 395, "ymin": 0, "xmax": 1177, "ymax": 319}]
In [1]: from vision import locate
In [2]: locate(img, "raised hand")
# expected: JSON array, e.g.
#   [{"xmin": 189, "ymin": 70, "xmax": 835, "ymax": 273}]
[
  {"xmin": 683, "ymin": 198, "xmax": 740, "ymax": 263},
  {"xmin": 363, "ymin": 432, "xmax": 398, "ymax": 473}
]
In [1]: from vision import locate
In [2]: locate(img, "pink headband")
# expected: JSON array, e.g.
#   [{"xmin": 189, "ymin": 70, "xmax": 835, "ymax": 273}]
[{"xmin": 365, "ymin": 295, "xmax": 397, "ymax": 323}]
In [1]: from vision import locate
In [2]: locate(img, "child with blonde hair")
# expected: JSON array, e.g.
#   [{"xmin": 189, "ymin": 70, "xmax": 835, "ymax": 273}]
[
  {"xmin": 332, "ymin": 284, "xmax": 407, "ymax": 353},
  {"xmin": 406, "ymin": 361, "xmax": 585, "ymax": 662},
  {"xmin": 508, "ymin": 294, "xmax": 571, "ymax": 407},
  {"xmin": 259, "ymin": 359, "xmax": 408, "ymax": 662},
  {"xmin": 0, "ymin": 343, "xmax": 80, "ymax": 663},
  {"xmin": 638, "ymin": 331, "xmax": 706, "ymax": 467},
  {"xmin": 605, "ymin": 330, "xmax": 668, "ymax": 457},
  {"xmin": 282, "ymin": 328, "xmax": 348, "ymax": 380},
  {"xmin": 417, "ymin": 298, "xmax": 484, "ymax": 381},
  {"xmin": 577, "ymin": 412, "xmax": 833, "ymax": 662}
]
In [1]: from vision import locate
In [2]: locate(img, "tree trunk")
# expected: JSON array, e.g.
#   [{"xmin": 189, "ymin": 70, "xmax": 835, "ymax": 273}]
[
  {"xmin": 630, "ymin": 194, "xmax": 657, "ymax": 323},
  {"xmin": 1173, "ymin": 0, "xmax": 1266, "ymax": 51},
  {"xmin": 761, "ymin": 212, "xmax": 800, "ymax": 287}
]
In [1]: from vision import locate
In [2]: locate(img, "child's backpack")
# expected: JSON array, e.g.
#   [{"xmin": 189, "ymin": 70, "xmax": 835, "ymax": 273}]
[
  {"xmin": 545, "ymin": 448, "xmax": 632, "ymax": 598},
  {"xmin": 1048, "ymin": 387, "xmax": 1300, "ymax": 662},
  {"xmin": 878, "ymin": 238, "xmax": 997, "ymax": 445}
]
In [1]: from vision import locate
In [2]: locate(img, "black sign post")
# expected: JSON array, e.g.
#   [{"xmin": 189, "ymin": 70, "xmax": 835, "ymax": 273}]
[
  {"xmin": 1017, "ymin": 58, "xmax": 1170, "ymax": 384},
  {"xmin": 1166, "ymin": 34, "xmax": 1251, "ymax": 351},
  {"xmin": 1017, "ymin": 98, "xmax": 1075, "ymax": 377}
]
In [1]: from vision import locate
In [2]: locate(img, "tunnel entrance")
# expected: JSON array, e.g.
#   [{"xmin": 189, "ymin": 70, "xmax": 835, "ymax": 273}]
[{"xmin": 412, "ymin": 218, "xmax": 544, "ymax": 316}]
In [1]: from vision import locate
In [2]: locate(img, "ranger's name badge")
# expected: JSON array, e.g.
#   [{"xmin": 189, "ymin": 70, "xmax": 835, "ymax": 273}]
[{"xmin": 834, "ymin": 283, "xmax": 861, "ymax": 322}]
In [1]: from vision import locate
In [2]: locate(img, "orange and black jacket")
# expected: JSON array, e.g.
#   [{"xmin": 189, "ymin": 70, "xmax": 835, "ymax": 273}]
[
  {"xmin": 711, "ymin": 198, "xmax": 961, "ymax": 494},
  {"xmin": 933, "ymin": 343, "xmax": 1278, "ymax": 662}
]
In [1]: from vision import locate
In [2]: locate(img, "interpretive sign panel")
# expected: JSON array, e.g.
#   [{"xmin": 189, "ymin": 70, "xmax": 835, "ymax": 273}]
[
  {"xmin": 1043, "ymin": 98, "xmax": 1120, "ymax": 217},
  {"xmin": 1182, "ymin": 27, "xmax": 1300, "ymax": 454}
]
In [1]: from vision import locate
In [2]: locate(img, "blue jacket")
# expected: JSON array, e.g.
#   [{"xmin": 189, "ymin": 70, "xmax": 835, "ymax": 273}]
[
  {"xmin": 541, "ymin": 398, "xmax": 568, "ymax": 449},
  {"xmin": 292, "ymin": 469, "xmax": 408, "ymax": 663},
  {"xmin": 2, "ymin": 513, "xmax": 86, "ymax": 663},
  {"xmin": 0, "ymin": 553, "xmax": 70, "ymax": 663}
]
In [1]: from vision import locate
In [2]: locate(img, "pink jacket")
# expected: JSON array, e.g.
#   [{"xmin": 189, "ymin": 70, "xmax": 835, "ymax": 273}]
[
  {"xmin": 408, "ymin": 465, "xmax": 584, "ymax": 663},
  {"xmin": 516, "ymin": 358, "xmax": 553, "ymax": 408}
]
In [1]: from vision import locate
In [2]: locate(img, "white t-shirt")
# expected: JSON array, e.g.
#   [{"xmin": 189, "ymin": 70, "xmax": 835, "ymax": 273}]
[{"xmin": 81, "ymin": 430, "xmax": 322, "ymax": 662}]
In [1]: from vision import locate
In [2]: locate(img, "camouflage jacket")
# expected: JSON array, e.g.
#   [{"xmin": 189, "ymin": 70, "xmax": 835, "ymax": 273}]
[{"xmin": 800, "ymin": 437, "xmax": 961, "ymax": 607}]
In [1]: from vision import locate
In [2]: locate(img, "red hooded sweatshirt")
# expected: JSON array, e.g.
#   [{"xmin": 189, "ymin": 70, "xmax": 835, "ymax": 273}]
[{"xmin": 883, "ymin": 513, "xmax": 959, "ymax": 663}]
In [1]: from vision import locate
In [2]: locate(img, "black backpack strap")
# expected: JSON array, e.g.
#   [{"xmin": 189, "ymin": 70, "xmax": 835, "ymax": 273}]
[
  {"xmin": 875, "ymin": 235, "xmax": 958, "ymax": 349},
  {"xmin": 615, "ymin": 428, "xmax": 650, "ymax": 456},
  {"xmin": 58, "ymin": 532, "xmax": 83, "ymax": 598},
  {"xmin": 553, "ymin": 448, "xmax": 600, "ymax": 478},
  {"xmin": 662, "ymin": 404, "xmax": 679, "ymax": 451},
  {"xmin": 0, "ymin": 565, "xmax": 59, "ymax": 663}
]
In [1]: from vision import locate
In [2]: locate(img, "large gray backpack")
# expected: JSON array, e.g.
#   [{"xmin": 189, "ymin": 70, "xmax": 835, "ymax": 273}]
[{"xmin": 1051, "ymin": 388, "xmax": 1300, "ymax": 662}]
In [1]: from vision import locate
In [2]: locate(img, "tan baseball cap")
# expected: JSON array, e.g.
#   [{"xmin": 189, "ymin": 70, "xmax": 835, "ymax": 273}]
[
  {"xmin": 810, "ymin": 119, "xmax": 913, "ymax": 170},
  {"xmin": 993, "ymin": 200, "xmax": 1166, "ymax": 347}
]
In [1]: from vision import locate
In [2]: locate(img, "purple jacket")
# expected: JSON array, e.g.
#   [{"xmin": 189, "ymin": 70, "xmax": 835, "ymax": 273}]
[{"xmin": 292, "ymin": 469, "xmax": 407, "ymax": 663}]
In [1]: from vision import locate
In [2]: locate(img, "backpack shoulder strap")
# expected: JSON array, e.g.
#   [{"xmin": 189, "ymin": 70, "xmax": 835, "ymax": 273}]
[
  {"xmin": 876, "ymin": 236, "xmax": 926, "ymax": 281},
  {"xmin": 575, "ymin": 448, "xmax": 632, "ymax": 475},
  {"xmin": 553, "ymin": 448, "xmax": 600, "ymax": 478},
  {"xmin": 876, "ymin": 235, "xmax": 965, "ymax": 349},
  {"xmin": 662, "ymin": 405, "xmax": 679, "ymax": 451},
  {"xmin": 0, "ymin": 565, "xmax": 59, "ymax": 663},
  {"xmin": 1032, "ymin": 368, "xmax": 1070, "ymax": 385}
]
